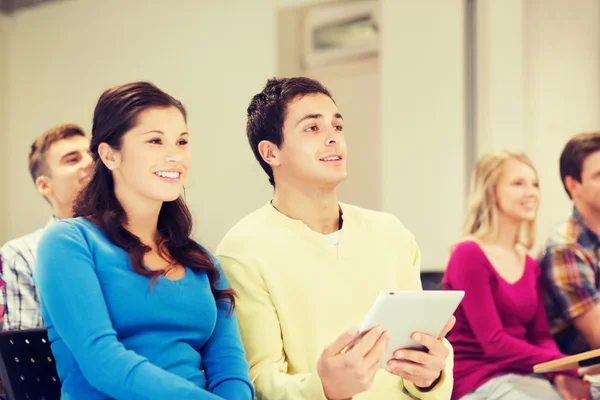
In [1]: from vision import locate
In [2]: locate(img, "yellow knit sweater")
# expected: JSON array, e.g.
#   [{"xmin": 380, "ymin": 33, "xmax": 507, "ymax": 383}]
[{"xmin": 216, "ymin": 202, "xmax": 453, "ymax": 400}]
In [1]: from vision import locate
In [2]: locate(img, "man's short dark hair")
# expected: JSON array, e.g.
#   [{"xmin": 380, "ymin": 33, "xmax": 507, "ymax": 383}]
[
  {"xmin": 246, "ymin": 77, "xmax": 333, "ymax": 186},
  {"xmin": 560, "ymin": 132, "xmax": 600, "ymax": 198},
  {"xmin": 29, "ymin": 124, "xmax": 86, "ymax": 183}
]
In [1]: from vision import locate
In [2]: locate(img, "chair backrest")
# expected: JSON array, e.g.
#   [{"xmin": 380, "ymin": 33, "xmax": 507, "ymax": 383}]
[
  {"xmin": 421, "ymin": 272, "xmax": 444, "ymax": 290},
  {"xmin": 0, "ymin": 328, "xmax": 61, "ymax": 400}
]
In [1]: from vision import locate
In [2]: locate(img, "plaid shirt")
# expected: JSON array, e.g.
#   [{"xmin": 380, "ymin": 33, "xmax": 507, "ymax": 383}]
[
  {"xmin": 0, "ymin": 218, "xmax": 55, "ymax": 331},
  {"xmin": 538, "ymin": 207, "xmax": 600, "ymax": 355}
]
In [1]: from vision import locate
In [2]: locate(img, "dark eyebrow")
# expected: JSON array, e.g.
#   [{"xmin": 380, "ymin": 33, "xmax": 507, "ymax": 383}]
[
  {"xmin": 295, "ymin": 113, "xmax": 344, "ymax": 127},
  {"xmin": 142, "ymin": 130, "xmax": 164, "ymax": 135},
  {"xmin": 142, "ymin": 130, "xmax": 189, "ymax": 136},
  {"xmin": 295, "ymin": 114, "xmax": 322, "ymax": 127}
]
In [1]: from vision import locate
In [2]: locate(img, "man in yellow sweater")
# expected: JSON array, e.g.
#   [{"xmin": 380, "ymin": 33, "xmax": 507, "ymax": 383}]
[{"xmin": 216, "ymin": 77, "xmax": 454, "ymax": 400}]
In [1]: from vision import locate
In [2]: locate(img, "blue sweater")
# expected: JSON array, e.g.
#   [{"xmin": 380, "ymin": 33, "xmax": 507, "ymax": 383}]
[{"xmin": 34, "ymin": 217, "xmax": 254, "ymax": 400}]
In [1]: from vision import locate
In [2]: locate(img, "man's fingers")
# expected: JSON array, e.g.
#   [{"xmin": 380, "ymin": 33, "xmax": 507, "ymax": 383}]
[
  {"xmin": 392, "ymin": 349, "xmax": 441, "ymax": 369},
  {"xmin": 364, "ymin": 330, "xmax": 389, "ymax": 365},
  {"xmin": 325, "ymin": 328, "xmax": 360, "ymax": 356},
  {"xmin": 347, "ymin": 327, "xmax": 385, "ymax": 358},
  {"xmin": 410, "ymin": 332, "xmax": 448, "ymax": 356},
  {"xmin": 385, "ymin": 360, "xmax": 439, "ymax": 387},
  {"xmin": 386, "ymin": 360, "xmax": 437, "ymax": 379},
  {"xmin": 579, "ymin": 364, "xmax": 600, "ymax": 376},
  {"xmin": 366, "ymin": 349, "xmax": 385, "ymax": 382},
  {"xmin": 438, "ymin": 315, "xmax": 456, "ymax": 339}
]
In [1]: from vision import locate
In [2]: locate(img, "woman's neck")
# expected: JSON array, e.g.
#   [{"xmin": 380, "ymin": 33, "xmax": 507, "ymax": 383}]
[{"xmin": 114, "ymin": 183, "xmax": 162, "ymax": 246}]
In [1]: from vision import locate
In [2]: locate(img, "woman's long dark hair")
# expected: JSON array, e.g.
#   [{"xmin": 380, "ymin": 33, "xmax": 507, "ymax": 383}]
[{"xmin": 74, "ymin": 81, "xmax": 235, "ymax": 314}]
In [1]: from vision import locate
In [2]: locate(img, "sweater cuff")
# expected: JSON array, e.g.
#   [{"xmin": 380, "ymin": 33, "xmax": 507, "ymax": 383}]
[
  {"xmin": 302, "ymin": 370, "xmax": 329, "ymax": 400},
  {"xmin": 404, "ymin": 370, "xmax": 452, "ymax": 399}
]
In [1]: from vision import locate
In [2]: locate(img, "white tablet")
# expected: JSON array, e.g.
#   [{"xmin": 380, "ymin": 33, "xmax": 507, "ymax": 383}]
[{"xmin": 357, "ymin": 290, "xmax": 465, "ymax": 368}]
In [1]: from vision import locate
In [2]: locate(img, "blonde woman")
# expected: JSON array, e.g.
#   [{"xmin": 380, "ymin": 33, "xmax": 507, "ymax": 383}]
[{"xmin": 443, "ymin": 150, "xmax": 592, "ymax": 400}]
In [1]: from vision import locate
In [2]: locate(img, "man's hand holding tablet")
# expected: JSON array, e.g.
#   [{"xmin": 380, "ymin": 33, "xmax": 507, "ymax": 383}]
[
  {"xmin": 316, "ymin": 290, "xmax": 462, "ymax": 398},
  {"xmin": 317, "ymin": 326, "xmax": 390, "ymax": 399},
  {"xmin": 355, "ymin": 290, "xmax": 464, "ymax": 391},
  {"xmin": 386, "ymin": 315, "xmax": 456, "ymax": 390}
]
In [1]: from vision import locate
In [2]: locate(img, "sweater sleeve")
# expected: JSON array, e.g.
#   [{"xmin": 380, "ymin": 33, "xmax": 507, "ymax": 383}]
[
  {"xmin": 446, "ymin": 242, "xmax": 567, "ymax": 369},
  {"xmin": 34, "ymin": 221, "xmax": 225, "ymax": 400},
  {"xmin": 200, "ymin": 258, "xmax": 254, "ymax": 399},
  {"xmin": 217, "ymin": 253, "xmax": 328, "ymax": 400}
]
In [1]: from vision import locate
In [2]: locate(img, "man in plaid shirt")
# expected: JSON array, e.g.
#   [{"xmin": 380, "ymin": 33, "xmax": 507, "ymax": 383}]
[
  {"xmin": 539, "ymin": 132, "xmax": 600, "ymax": 356},
  {"xmin": 0, "ymin": 124, "xmax": 91, "ymax": 330}
]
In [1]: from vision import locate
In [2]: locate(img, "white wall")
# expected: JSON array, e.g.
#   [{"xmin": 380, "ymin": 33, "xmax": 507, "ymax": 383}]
[
  {"xmin": 0, "ymin": 14, "xmax": 9, "ymax": 245},
  {"xmin": 476, "ymin": 0, "xmax": 526, "ymax": 155},
  {"xmin": 475, "ymin": 0, "xmax": 600, "ymax": 251},
  {"xmin": 307, "ymin": 59, "xmax": 382, "ymax": 211},
  {"xmin": 381, "ymin": 0, "xmax": 466, "ymax": 270},
  {"xmin": 378, "ymin": 0, "xmax": 600, "ymax": 269},
  {"xmin": 525, "ymin": 0, "xmax": 600, "ymax": 246},
  {"xmin": 4, "ymin": 0, "xmax": 278, "ymax": 250}
]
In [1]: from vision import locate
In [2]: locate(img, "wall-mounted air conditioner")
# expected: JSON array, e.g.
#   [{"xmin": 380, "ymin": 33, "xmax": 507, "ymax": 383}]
[{"xmin": 303, "ymin": 0, "xmax": 380, "ymax": 69}]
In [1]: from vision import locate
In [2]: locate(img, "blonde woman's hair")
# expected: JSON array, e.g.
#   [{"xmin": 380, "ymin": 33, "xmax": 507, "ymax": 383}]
[{"xmin": 462, "ymin": 149, "xmax": 538, "ymax": 249}]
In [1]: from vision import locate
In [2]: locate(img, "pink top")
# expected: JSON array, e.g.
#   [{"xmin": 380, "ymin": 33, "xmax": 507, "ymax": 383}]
[{"xmin": 443, "ymin": 241, "xmax": 575, "ymax": 399}]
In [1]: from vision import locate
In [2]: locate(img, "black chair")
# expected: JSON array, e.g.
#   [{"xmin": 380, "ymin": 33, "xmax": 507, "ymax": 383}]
[
  {"xmin": 421, "ymin": 271, "xmax": 444, "ymax": 290},
  {"xmin": 0, "ymin": 329, "xmax": 61, "ymax": 400}
]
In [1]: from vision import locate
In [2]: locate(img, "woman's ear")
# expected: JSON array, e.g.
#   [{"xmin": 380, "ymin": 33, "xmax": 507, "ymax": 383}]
[{"xmin": 98, "ymin": 142, "xmax": 121, "ymax": 171}]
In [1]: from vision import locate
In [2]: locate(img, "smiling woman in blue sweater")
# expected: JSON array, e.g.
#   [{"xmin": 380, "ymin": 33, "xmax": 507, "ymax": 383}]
[{"xmin": 34, "ymin": 82, "xmax": 253, "ymax": 400}]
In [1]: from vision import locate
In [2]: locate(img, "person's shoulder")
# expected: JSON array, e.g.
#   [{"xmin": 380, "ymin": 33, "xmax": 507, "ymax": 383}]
[
  {"xmin": 524, "ymin": 253, "xmax": 543, "ymax": 275},
  {"xmin": 524, "ymin": 252, "xmax": 539, "ymax": 265},
  {"xmin": 0, "ymin": 219, "xmax": 53, "ymax": 265},
  {"xmin": 1, "ymin": 228, "xmax": 43, "ymax": 256},
  {"xmin": 343, "ymin": 203, "xmax": 410, "ymax": 233},
  {"xmin": 343, "ymin": 204, "xmax": 422, "ymax": 258},
  {"xmin": 445, "ymin": 239, "xmax": 489, "ymax": 275},
  {"xmin": 343, "ymin": 203, "xmax": 397, "ymax": 222},
  {"xmin": 537, "ymin": 216, "xmax": 583, "ymax": 268},
  {"xmin": 451, "ymin": 239, "xmax": 484, "ymax": 257},
  {"xmin": 42, "ymin": 217, "xmax": 96, "ymax": 237},
  {"xmin": 541, "ymin": 219, "xmax": 576, "ymax": 251},
  {"xmin": 216, "ymin": 205, "xmax": 273, "ymax": 255},
  {"xmin": 39, "ymin": 217, "xmax": 111, "ymax": 252}
]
